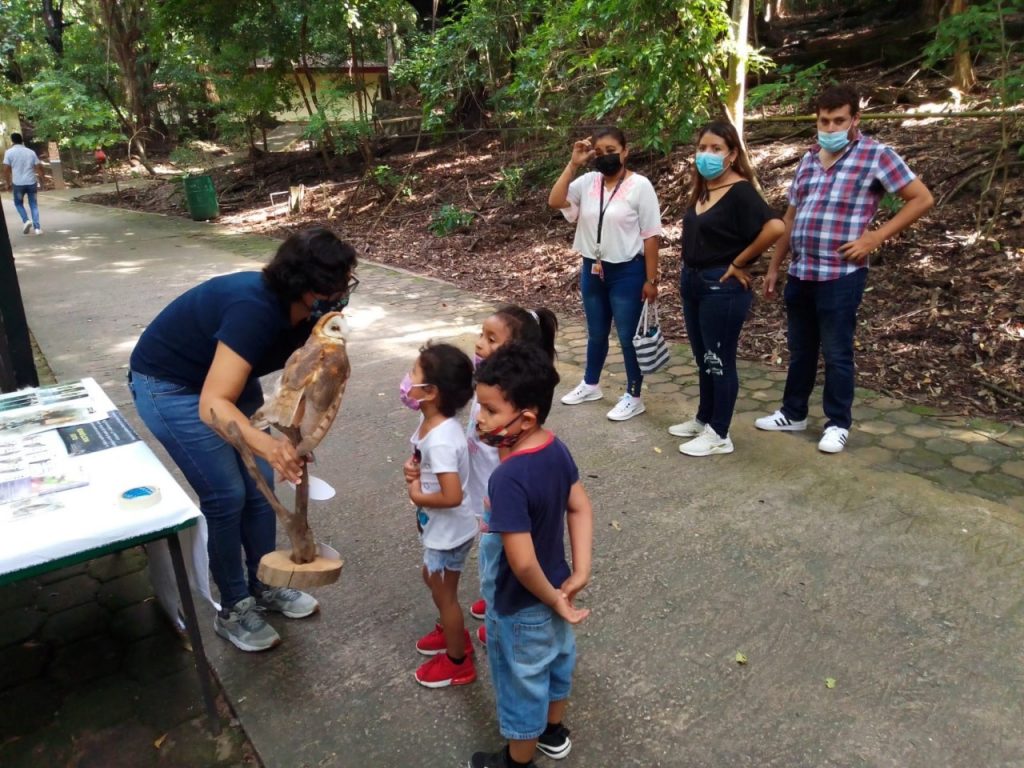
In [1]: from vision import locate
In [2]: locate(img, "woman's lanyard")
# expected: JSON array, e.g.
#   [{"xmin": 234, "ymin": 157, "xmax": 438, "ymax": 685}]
[{"xmin": 594, "ymin": 175, "xmax": 625, "ymax": 268}]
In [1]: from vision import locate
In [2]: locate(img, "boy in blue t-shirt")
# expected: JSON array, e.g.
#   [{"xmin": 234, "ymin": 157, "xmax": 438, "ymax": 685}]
[{"xmin": 470, "ymin": 342, "xmax": 594, "ymax": 768}]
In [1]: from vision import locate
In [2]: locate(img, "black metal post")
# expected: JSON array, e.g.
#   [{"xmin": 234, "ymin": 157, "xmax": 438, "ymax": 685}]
[
  {"xmin": 167, "ymin": 531, "xmax": 222, "ymax": 735},
  {"xmin": 0, "ymin": 202, "xmax": 39, "ymax": 391}
]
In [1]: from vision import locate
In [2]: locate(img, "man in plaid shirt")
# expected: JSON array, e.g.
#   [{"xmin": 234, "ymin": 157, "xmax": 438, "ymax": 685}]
[{"xmin": 758, "ymin": 84, "xmax": 934, "ymax": 454}]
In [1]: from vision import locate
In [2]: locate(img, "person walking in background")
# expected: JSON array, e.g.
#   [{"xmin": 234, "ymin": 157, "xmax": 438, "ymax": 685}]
[
  {"xmin": 548, "ymin": 127, "xmax": 663, "ymax": 422},
  {"xmin": 758, "ymin": 84, "xmax": 933, "ymax": 454},
  {"xmin": 670, "ymin": 121, "xmax": 784, "ymax": 456},
  {"xmin": 3, "ymin": 133, "xmax": 45, "ymax": 235}
]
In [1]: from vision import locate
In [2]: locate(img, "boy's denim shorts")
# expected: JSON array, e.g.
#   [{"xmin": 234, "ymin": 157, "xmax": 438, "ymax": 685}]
[
  {"xmin": 422, "ymin": 537, "xmax": 474, "ymax": 575},
  {"xmin": 485, "ymin": 603, "xmax": 576, "ymax": 740}
]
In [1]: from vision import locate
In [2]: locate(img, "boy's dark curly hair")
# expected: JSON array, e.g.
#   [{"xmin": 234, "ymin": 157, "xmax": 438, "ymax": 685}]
[
  {"xmin": 262, "ymin": 226, "xmax": 357, "ymax": 301},
  {"xmin": 492, "ymin": 306, "xmax": 558, "ymax": 362},
  {"xmin": 474, "ymin": 341, "xmax": 560, "ymax": 424},
  {"xmin": 419, "ymin": 342, "xmax": 474, "ymax": 417}
]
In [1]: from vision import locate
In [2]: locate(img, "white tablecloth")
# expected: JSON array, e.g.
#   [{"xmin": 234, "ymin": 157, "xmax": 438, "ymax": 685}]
[{"xmin": 0, "ymin": 378, "xmax": 215, "ymax": 623}]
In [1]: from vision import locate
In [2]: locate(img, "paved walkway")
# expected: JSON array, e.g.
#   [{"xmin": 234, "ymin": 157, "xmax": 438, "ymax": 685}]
[{"xmin": 2, "ymin": 193, "xmax": 1023, "ymax": 768}]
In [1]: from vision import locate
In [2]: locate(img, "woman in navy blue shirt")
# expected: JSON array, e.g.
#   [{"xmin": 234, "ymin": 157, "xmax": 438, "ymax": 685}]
[{"xmin": 129, "ymin": 227, "xmax": 357, "ymax": 652}]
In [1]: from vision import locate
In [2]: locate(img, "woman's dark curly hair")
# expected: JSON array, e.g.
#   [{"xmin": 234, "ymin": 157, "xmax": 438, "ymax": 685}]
[
  {"xmin": 418, "ymin": 342, "xmax": 474, "ymax": 418},
  {"xmin": 262, "ymin": 227, "xmax": 357, "ymax": 301}
]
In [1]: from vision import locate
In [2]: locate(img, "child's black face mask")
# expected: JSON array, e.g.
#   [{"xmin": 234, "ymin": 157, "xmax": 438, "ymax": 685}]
[{"xmin": 477, "ymin": 412, "xmax": 525, "ymax": 448}]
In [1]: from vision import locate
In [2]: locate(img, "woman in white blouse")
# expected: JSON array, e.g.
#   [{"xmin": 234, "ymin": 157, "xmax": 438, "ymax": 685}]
[{"xmin": 548, "ymin": 127, "xmax": 663, "ymax": 421}]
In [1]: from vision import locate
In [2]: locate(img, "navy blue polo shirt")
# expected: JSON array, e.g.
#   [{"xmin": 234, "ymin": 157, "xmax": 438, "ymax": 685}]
[
  {"xmin": 130, "ymin": 272, "xmax": 313, "ymax": 389},
  {"xmin": 486, "ymin": 434, "xmax": 579, "ymax": 614}
]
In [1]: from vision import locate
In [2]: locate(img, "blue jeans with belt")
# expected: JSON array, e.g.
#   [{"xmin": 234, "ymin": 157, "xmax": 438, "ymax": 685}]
[
  {"xmin": 781, "ymin": 269, "xmax": 868, "ymax": 430},
  {"xmin": 581, "ymin": 255, "xmax": 646, "ymax": 396},
  {"xmin": 680, "ymin": 265, "xmax": 753, "ymax": 438},
  {"xmin": 12, "ymin": 183, "xmax": 40, "ymax": 230},
  {"xmin": 128, "ymin": 371, "xmax": 276, "ymax": 610}
]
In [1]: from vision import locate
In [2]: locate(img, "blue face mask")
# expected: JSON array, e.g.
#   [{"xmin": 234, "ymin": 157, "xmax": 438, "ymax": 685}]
[
  {"xmin": 695, "ymin": 152, "xmax": 727, "ymax": 180},
  {"xmin": 818, "ymin": 129, "xmax": 851, "ymax": 154}
]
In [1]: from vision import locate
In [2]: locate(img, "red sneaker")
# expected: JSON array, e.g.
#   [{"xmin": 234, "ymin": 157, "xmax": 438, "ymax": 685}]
[
  {"xmin": 476, "ymin": 624, "xmax": 487, "ymax": 646},
  {"xmin": 416, "ymin": 624, "xmax": 474, "ymax": 656},
  {"xmin": 470, "ymin": 599, "xmax": 486, "ymax": 619},
  {"xmin": 415, "ymin": 652, "xmax": 477, "ymax": 688}
]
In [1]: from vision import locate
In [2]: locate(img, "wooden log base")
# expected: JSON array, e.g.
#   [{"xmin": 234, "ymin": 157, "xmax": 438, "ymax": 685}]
[{"xmin": 257, "ymin": 543, "xmax": 343, "ymax": 589}]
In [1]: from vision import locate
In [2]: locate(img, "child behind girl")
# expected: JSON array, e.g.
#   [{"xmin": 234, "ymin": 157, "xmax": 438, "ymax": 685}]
[
  {"xmin": 467, "ymin": 306, "xmax": 559, "ymax": 640},
  {"xmin": 400, "ymin": 342, "xmax": 477, "ymax": 688}
]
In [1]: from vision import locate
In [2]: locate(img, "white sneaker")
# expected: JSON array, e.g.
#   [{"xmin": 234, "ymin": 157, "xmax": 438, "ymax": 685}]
[
  {"xmin": 33, "ymin": 228, "xmax": 41, "ymax": 235},
  {"xmin": 22, "ymin": 221, "xmax": 32, "ymax": 234},
  {"xmin": 679, "ymin": 424, "xmax": 734, "ymax": 456},
  {"xmin": 754, "ymin": 409, "xmax": 808, "ymax": 431},
  {"xmin": 561, "ymin": 381, "xmax": 603, "ymax": 405},
  {"xmin": 606, "ymin": 393, "xmax": 645, "ymax": 421},
  {"xmin": 668, "ymin": 418, "xmax": 705, "ymax": 438},
  {"xmin": 818, "ymin": 426, "xmax": 849, "ymax": 454}
]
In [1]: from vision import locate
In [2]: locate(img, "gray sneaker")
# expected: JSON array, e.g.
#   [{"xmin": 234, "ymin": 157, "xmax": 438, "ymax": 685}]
[
  {"xmin": 257, "ymin": 586, "xmax": 320, "ymax": 619},
  {"xmin": 214, "ymin": 597, "xmax": 281, "ymax": 652}
]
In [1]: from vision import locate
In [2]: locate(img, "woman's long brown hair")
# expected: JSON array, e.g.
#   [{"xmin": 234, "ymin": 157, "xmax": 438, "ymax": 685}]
[{"xmin": 687, "ymin": 121, "xmax": 760, "ymax": 209}]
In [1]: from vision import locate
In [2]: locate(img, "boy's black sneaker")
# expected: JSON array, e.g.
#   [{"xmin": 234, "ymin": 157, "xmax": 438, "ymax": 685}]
[
  {"xmin": 467, "ymin": 748, "xmax": 537, "ymax": 768},
  {"xmin": 537, "ymin": 724, "xmax": 572, "ymax": 759}
]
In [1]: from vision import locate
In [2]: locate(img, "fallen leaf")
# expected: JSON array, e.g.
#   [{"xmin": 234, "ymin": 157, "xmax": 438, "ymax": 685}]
[
  {"xmin": 653, "ymin": 446, "xmax": 662, "ymax": 454},
  {"xmin": 154, "ymin": 733, "xmax": 168, "ymax": 750},
  {"xmin": 735, "ymin": 651, "xmax": 748, "ymax": 665},
  {"xmin": 825, "ymin": 677, "xmax": 837, "ymax": 689},
  {"xmin": 610, "ymin": 520, "xmax": 622, "ymax": 531}
]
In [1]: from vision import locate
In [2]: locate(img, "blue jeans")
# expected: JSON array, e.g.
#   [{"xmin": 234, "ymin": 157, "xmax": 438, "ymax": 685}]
[
  {"xmin": 580, "ymin": 256, "xmax": 646, "ymax": 396},
  {"xmin": 781, "ymin": 269, "xmax": 868, "ymax": 430},
  {"xmin": 680, "ymin": 266, "xmax": 753, "ymax": 438},
  {"xmin": 485, "ymin": 604, "xmax": 576, "ymax": 740},
  {"xmin": 12, "ymin": 184, "xmax": 40, "ymax": 229},
  {"xmin": 128, "ymin": 370, "xmax": 276, "ymax": 609}
]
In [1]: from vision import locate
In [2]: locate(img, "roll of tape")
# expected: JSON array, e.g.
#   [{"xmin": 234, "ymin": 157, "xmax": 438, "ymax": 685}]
[{"xmin": 118, "ymin": 485, "xmax": 161, "ymax": 510}]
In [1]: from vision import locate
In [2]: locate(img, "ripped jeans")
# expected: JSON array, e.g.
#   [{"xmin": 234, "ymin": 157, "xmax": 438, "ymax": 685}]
[{"xmin": 680, "ymin": 265, "xmax": 753, "ymax": 438}]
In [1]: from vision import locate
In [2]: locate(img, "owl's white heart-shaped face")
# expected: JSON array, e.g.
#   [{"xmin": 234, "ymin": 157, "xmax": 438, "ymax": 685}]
[{"xmin": 320, "ymin": 313, "xmax": 349, "ymax": 341}]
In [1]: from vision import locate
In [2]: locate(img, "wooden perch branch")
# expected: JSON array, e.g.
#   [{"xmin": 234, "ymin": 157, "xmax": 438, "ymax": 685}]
[{"xmin": 208, "ymin": 411, "xmax": 317, "ymax": 564}]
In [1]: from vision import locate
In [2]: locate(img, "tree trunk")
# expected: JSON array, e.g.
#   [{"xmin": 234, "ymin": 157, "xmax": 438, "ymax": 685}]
[
  {"xmin": 41, "ymin": 0, "xmax": 65, "ymax": 57},
  {"xmin": 950, "ymin": 0, "xmax": 977, "ymax": 92},
  {"xmin": 725, "ymin": 0, "xmax": 753, "ymax": 139}
]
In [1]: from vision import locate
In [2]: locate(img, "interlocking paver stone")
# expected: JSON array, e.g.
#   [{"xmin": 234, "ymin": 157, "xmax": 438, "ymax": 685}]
[
  {"xmin": 0, "ymin": 608, "xmax": 46, "ymax": 648},
  {"xmin": 898, "ymin": 448, "xmax": 946, "ymax": 471},
  {"xmin": 860, "ymin": 420, "xmax": 897, "ymax": 436},
  {"xmin": 1003, "ymin": 461, "xmax": 1024, "ymax": 481},
  {"xmin": 973, "ymin": 473, "xmax": 1024, "ymax": 499},
  {"xmin": 86, "ymin": 550, "xmax": 148, "ymax": 582},
  {"xmin": 924, "ymin": 438, "xmax": 969, "ymax": 456},
  {"xmin": 37, "ymin": 574, "xmax": 100, "ymax": 613},
  {"xmin": 904, "ymin": 424, "xmax": 944, "ymax": 440},
  {"xmin": 885, "ymin": 409, "xmax": 923, "ymax": 425},
  {"xmin": 880, "ymin": 434, "xmax": 917, "ymax": 451},
  {"xmin": 951, "ymin": 455, "xmax": 992, "ymax": 474},
  {"xmin": 40, "ymin": 602, "xmax": 110, "ymax": 645}
]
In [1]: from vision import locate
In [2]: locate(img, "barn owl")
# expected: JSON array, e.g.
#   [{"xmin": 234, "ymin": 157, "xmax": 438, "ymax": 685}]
[{"xmin": 252, "ymin": 311, "xmax": 351, "ymax": 457}]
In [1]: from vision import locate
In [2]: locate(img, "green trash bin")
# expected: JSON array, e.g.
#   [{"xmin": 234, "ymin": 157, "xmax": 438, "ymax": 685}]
[{"xmin": 182, "ymin": 174, "xmax": 219, "ymax": 221}]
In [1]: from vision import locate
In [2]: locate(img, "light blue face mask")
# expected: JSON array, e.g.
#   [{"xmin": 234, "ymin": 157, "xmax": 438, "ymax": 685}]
[
  {"xmin": 818, "ymin": 129, "xmax": 851, "ymax": 154},
  {"xmin": 695, "ymin": 152, "xmax": 727, "ymax": 180}
]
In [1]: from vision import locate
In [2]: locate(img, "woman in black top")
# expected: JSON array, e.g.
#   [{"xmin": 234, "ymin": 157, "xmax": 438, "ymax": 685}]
[{"xmin": 670, "ymin": 121, "xmax": 784, "ymax": 456}]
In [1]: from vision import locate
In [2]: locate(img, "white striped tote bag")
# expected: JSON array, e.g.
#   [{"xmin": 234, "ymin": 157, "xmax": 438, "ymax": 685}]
[{"xmin": 632, "ymin": 300, "xmax": 670, "ymax": 373}]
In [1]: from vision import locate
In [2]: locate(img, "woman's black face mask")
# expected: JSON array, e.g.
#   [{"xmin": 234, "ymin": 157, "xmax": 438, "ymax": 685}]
[{"xmin": 594, "ymin": 152, "xmax": 623, "ymax": 176}]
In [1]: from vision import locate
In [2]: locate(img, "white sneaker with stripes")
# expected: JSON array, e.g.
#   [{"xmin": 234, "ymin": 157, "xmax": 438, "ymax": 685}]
[
  {"xmin": 754, "ymin": 409, "xmax": 808, "ymax": 431},
  {"xmin": 818, "ymin": 426, "xmax": 849, "ymax": 453}
]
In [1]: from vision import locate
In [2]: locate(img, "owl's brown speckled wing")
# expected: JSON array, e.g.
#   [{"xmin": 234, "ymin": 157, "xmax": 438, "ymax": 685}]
[{"xmin": 251, "ymin": 312, "xmax": 351, "ymax": 457}]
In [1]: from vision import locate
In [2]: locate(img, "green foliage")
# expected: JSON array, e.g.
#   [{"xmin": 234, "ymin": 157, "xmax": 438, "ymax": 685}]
[
  {"xmin": 392, "ymin": 0, "xmax": 543, "ymax": 132},
  {"xmin": 879, "ymin": 192, "xmax": 904, "ymax": 216},
  {"xmin": 501, "ymin": 1, "xmax": 731, "ymax": 152},
  {"xmin": 746, "ymin": 62, "xmax": 833, "ymax": 114},
  {"xmin": 493, "ymin": 166, "xmax": 525, "ymax": 202},
  {"xmin": 370, "ymin": 163, "xmax": 416, "ymax": 197},
  {"xmin": 429, "ymin": 204, "xmax": 475, "ymax": 236},
  {"xmin": 925, "ymin": 0, "xmax": 1024, "ymax": 105},
  {"xmin": 14, "ymin": 69, "xmax": 121, "ymax": 150}
]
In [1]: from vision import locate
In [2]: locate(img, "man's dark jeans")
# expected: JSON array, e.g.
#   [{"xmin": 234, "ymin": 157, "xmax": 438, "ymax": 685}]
[
  {"xmin": 781, "ymin": 268, "xmax": 868, "ymax": 430},
  {"xmin": 680, "ymin": 265, "xmax": 753, "ymax": 438}
]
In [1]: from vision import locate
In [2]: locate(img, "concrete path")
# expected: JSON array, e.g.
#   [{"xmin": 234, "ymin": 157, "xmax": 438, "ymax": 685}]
[{"xmin": 3, "ymin": 193, "xmax": 1024, "ymax": 768}]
